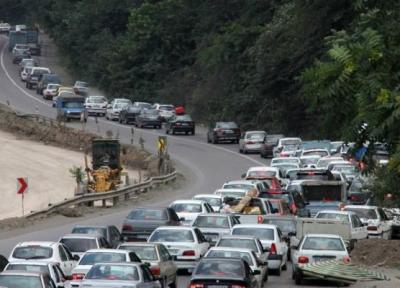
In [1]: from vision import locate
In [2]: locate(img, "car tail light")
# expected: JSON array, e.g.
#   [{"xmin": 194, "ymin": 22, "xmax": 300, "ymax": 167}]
[
  {"xmin": 71, "ymin": 273, "xmax": 85, "ymax": 281},
  {"xmin": 188, "ymin": 284, "xmax": 204, "ymax": 288},
  {"xmin": 246, "ymin": 141, "xmax": 255, "ymax": 145},
  {"xmin": 257, "ymin": 215, "xmax": 263, "ymax": 223},
  {"xmin": 290, "ymin": 203, "xmax": 297, "ymax": 214},
  {"xmin": 150, "ymin": 266, "xmax": 161, "ymax": 276},
  {"xmin": 343, "ymin": 256, "xmax": 351, "ymax": 264},
  {"xmin": 269, "ymin": 243, "xmax": 277, "ymax": 256},
  {"xmin": 232, "ymin": 285, "xmax": 247, "ymax": 288},
  {"xmin": 183, "ymin": 250, "xmax": 196, "ymax": 256},
  {"xmin": 367, "ymin": 226, "xmax": 378, "ymax": 231},
  {"xmin": 350, "ymin": 195, "xmax": 360, "ymax": 201},
  {"xmin": 122, "ymin": 224, "xmax": 133, "ymax": 231},
  {"xmin": 338, "ymin": 202, "xmax": 345, "ymax": 210},
  {"xmin": 298, "ymin": 256, "xmax": 309, "ymax": 264}
]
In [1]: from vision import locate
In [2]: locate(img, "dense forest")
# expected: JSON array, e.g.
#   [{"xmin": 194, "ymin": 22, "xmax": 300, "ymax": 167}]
[{"xmin": 2, "ymin": 0, "xmax": 400, "ymax": 202}]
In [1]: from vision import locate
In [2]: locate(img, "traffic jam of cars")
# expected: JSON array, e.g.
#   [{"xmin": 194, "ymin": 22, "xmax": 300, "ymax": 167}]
[{"xmin": 2, "ymin": 25, "xmax": 399, "ymax": 288}]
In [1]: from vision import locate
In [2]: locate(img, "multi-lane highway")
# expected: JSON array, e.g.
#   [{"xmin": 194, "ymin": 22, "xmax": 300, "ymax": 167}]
[{"xmin": 0, "ymin": 35, "xmax": 340, "ymax": 287}]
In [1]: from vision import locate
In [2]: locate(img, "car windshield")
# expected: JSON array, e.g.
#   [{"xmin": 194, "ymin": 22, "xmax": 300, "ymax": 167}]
[
  {"xmin": 217, "ymin": 239, "xmax": 257, "ymax": 252},
  {"xmin": 193, "ymin": 216, "xmax": 230, "ymax": 229},
  {"xmin": 47, "ymin": 84, "xmax": 59, "ymax": 90},
  {"xmin": 333, "ymin": 166, "xmax": 357, "ymax": 174},
  {"xmin": 344, "ymin": 208, "xmax": 377, "ymax": 219},
  {"xmin": 206, "ymin": 251, "xmax": 254, "ymax": 266},
  {"xmin": 283, "ymin": 145, "xmax": 297, "ymax": 151},
  {"xmin": 143, "ymin": 109, "xmax": 159, "ymax": 115},
  {"xmin": 64, "ymin": 102, "xmax": 83, "ymax": 108},
  {"xmin": 138, "ymin": 103, "xmax": 152, "ymax": 109},
  {"xmin": 72, "ymin": 227, "xmax": 107, "ymax": 238},
  {"xmin": 266, "ymin": 135, "xmax": 283, "ymax": 144},
  {"xmin": 317, "ymin": 158, "xmax": 342, "ymax": 168},
  {"xmin": 171, "ymin": 203, "xmax": 202, "ymax": 213},
  {"xmin": 302, "ymin": 237, "xmax": 345, "ymax": 251},
  {"xmin": 159, "ymin": 105, "xmax": 174, "ymax": 111},
  {"xmin": 194, "ymin": 197, "xmax": 221, "ymax": 207},
  {"xmin": 128, "ymin": 208, "xmax": 168, "ymax": 220},
  {"xmin": 88, "ymin": 97, "xmax": 106, "ymax": 103},
  {"xmin": 114, "ymin": 103, "xmax": 127, "ymax": 109},
  {"xmin": 86, "ymin": 264, "xmax": 139, "ymax": 281},
  {"xmin": 216, "ymin": 122, "xmax": 238, "ymax": 129},
  {"xmin": 12, "ymin": 246, "xmax": 53, "ymax": 260},
  {"xmin": 195, "ymin": 260, "xmax": 244, "ymax": 277},
  {"xmin": 316, "ymin": 213, "xmax": 349, "ymax": 223},
  {"xmin": 118, "ymin": 246, "xmax": 158, "ymax": 261},
  {"xmin": 176, "ymin": 115, "xmax": 192, "ymax": 121},
  {"xmin": 6, "ymin": 264, "xmax": 50, "ymax": 274},
  {"xmin": 149, "ymin": 229, "xmax": 194, "ymax": 242},
  {"xmin": 223, "ymin": 183, "xmax": 254, "ymax": 190},
  {"xmin": 76, "ymin": 81, "xmax": 88, "ymax": 87},
  {"xmin": 0, "ymin": 275, "xmax": 42, "ymax": 288},
  {"xmin": 216, "ymin": 191, "xmax": 246, "ymax": 198},
  {"xmin": 79, "ymin": 252, "xmax": 126, "ymax": 265},
  {"xmin": 264, "ymin": 219, "xmax": 296, "ymax": 233},
  {"xmin": 232, "ymin": 228, "xmax": 274, "ymax": 240},
  {"xmin": 247, "ymin": 171, "xmax": 276, "ymax": 178},
  {"xmin": 300, "ymin": 157, "xmax": 320, "ymax": 165},
  {"xmin": 60, "ymin": 238, "xmax": 97, "ymax": 253},
  {"xmin": 273, "ymin": 158, "xmax": 299, "ymax": 164},
  {"xmin": 34, "ymin": 69, "xmax": 50, "ymax": 75}
]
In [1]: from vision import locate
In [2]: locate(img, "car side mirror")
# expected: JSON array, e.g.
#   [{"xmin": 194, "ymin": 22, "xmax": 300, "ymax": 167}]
[
  {"xmin": 73, "ymin": 255, "xmax": 80, "ymax": 261},
  {"xmin": 288, "ymin": 232, "xmax": 296, "ymax": 237},
  {"xmin": 272, "ymin": 208, "xmax": 279, "ymax": 214},
  {"xmin": 144, "ymin": 262, "xmax": 151, "ymax": 267},
  {"xmin": 252, "ymin": 270, "xmax": 261, "ymax": 276},
  {"xmin": 180, "ymin": 217, "xmax": 185, "ymax": 221}
]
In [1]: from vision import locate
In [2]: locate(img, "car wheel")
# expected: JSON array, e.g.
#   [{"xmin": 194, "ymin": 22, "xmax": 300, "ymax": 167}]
[
  {"xmin": 263, "ymin": 270, "xmax": 268, "ymax": 282},
  {"xmin": 212, "ymin": 136, "xmax": 218, "ymax": 144},
  {"xmin": 282, "ymin": 261, "xmax": 287, "ymax": 271},
  {"xmin": 207, "ymin": 135, "xmax": 211, "ymax": 143},
  {"xmin": 169, "ymin": 279, "xmax": 177, "ymax": 288},
  {"xmin": 166, "ymin": 128, "xmax": 169, "ymax": 134},
  {"xmin": 239, "ymin": 148, "xmax": 243, "ymax": 153},
  {"xmin": 191, "ymin": 129, "xmax": 195, "ymax": 135},
  {"xmin": 172, "ymin": 129, "xmax": 176, "ymax": 135},
  {"xmin": 119, "ymin": 118, "xmax": 122, "ymax": 123},
  {"xmin": 294, "ymin": 271, "xmax": 303, "ymax": 285},
  {"xmin": 244, "ymin": 149, "xmax": 248, "ymax": 154},
  {"xmin": 161, "ymin": 276, "xmax": 168, "ymax": 288},
  {"xmin": 185, "ymin": 131, "xmax": 189, "ymax": 135}
]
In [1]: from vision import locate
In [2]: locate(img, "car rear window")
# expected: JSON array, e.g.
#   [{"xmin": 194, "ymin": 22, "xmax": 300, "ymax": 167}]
[
  {"xmin": 217, "ymin": 239, "xmax": 257, "ymax": 252},
  {"xmin": 223, "ymin": 184, "xmax": 253, "ymax": 190},
  {"xmin": 206, "ymin": 250, "xmax": 254, "ymax": 266},
  {"xmin": 60, "ymin": 238, "xmax": 97, "ymax": 253},
  {"xmin": 302, "ymin": 237, "xmax": 345, "ymax": 251},
  {"xmin": 119, "ymin": 246, "xmax": 158, "ymax": 261},
  {"xmin": 71, "ymin": 227, "xmax": 107, "ymax": 238},
  {"xmin": 216, "ymin": 122, "xmax": 238, "ymax": 129},
  {"xmin": 85, "ymin": 264, "xmax": 139, "ymax": 281},
  {"xmin": 232, "ymin": 228, "xmax": 274, "ymax": 240},
  {"xmin": 176, "ymin": 115, "xmax": 192, "ymax": 121},
  {"xmin": 80, "ymin": 252, "xmax": 126, "ymax": 265},
  {"xmin": 264, "ymin": 219, "xmax": 296, "ymax": 233},
  {"xmin": 247, "ymin": 171, "xmax": 276, "ymax": 178},
  {"xmin": 193, "ymin": 216, "xmax": 230, "ymax": 229},
  {"xmin": 12, "ymin": 246, "xmax": 53, "ymax": 260},
  {"xmin": 128, "ymin": 208, "xmax": 168, "ymax": 220},
  {"xmin": 148, "ymin": 229, "xmax": 194, "ymax": 242},
  {"xmin": 316, "ymin": 213, "xmax": 349, "ymax": 223},
  {"xmin": 344, "ymin": 208, "xmax": 377, "ymax": 219},
  {"xmin": 170, "ymin": 203, "xmax": 202, "ymax": 213},
  {"xmin": 195, "ymin": 260, "xmax": 245, "ymax": 277},
  {"xmin": 6, "ymin": 264, "xmax": 50, "ymax": 274},
  {"xmin": 194, "ymin": 197, "xmax": 221, "ymax": 207},
  {"xmin": 282, "ymin": 139, "xmax": 301, "ymax": 146},
  {"xmin": 0, "ymin": 275, "xmax": 42, "ymax": 288}
]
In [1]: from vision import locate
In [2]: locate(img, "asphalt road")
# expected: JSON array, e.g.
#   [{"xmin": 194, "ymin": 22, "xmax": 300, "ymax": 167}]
[{"xmin": 0, "ymin": 35, "xmax": 342, "ymax": 288}]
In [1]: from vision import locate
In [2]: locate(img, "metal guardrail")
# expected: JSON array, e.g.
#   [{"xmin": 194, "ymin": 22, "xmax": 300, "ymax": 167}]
[{"xmin": 25, "ymin": 171, "xmax": 177, "ymax": 219}]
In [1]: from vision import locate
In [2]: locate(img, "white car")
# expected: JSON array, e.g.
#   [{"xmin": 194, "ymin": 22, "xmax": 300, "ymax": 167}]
[
  {"xmin": 192, "ymin": 213, "xmax": 239, "ymax": 245},
  {"xmin": 214, "ymin": 188, "xmax": 248, "ymax": 199},
  {"xmin": 5, "ymin": 261, "xmax": 67, "ymax": 287},
  {"xmin": 222, "ymin": 179, "xmax": 269, "ymax": 194},
  {"xmin": 59, "ymin": 233, "xmax": 110, "ymax": 258},
  {"xmin": 193, "ymin": 194, "xmax": 224, "ymax": 212},
  {"xmin": 147, "ymin": 226, "xmax": 210, "ymax": 272},
  {"xmin": 316, "ymin": 156, "xmax": 344, "ymax": 169},
  {"xmin": 239, "ymin": 131, "xmax": 267, "ymax": 154},
  {"xmin": 315, "ymin": 210, "xmax": 368, "ymax": 247},
  {"xmin": 109, "ymin": 98, "xmax": 132, "ymax": 107},
  {"xmin": 231, "ymin": 224, "xmax": 288, "ymax": 274},
  {"xmin": 327, "ymin": 160, "xmax": 352, "ymax": 171},
  {"xmin": 106, "ymin": 102, "xmax": 129, "ymax": 121},
  {"xmin": 117, "ymin": 242, "xmax": 177, "ymax": 288},
  {"xmin": 8, "ymin": 241, "xmax": 78, "ymax": 277},
  {"xmin": 42, "ymin": 84, "xmax": 61, "ymax": 100},
  {"xmin": 69, "ymin": 249, "xmax": 141, "ymax": 287},
  {"xmin": 205, "ymin": 247, "xmax": 268, "ymax": 288},
  {"xmin": 343, "ymin": 205, "xmax": 392, "ymax": 239},
  {"xmin": 153, "ymin": 103, "xmax": 175, "ymax": 121},
  {"xmin": 12, "ymin": 43, "xmax": 30, "ymax": 55},
  {"xmin": 169, "ymin": 200, "xmax": 213, "ymax": 225},
  {"xmin": 299, "ymin": 155, "xmax": 321, "ymax": 168},
  {"xmin": 245, "ymin": 166, "xmax": 283, "ymax": 183},
  {"xmin": 20, "ymin": 66, "xmax": 33, "ymax": 82},
  {"xmin": 292, "ymin": 234, "xmax": 350, "ymax": 285},
  {"xmin": 85, "ymin": 96, "xmax": 108, "ymax": 116},
  {"xmin": 273, "ymin": 137, "xmax": 302, "ymax": 157},
  {"xmin": 0, "ymin": 23, "xmax": 11, "ymax": 33}
]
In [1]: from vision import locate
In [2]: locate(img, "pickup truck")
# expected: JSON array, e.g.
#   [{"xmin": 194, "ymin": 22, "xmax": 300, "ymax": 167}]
[
  {"xmin": 223, "ymin": 197, "xmax": 274, "ymax": 224},
  {"xmin": 299, "ymin": 180, "xmax": 346, "ymax": 216}
]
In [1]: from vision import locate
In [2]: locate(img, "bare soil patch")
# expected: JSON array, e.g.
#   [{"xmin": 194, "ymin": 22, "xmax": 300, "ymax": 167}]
[{"xmin": 351, "ymin": 239, "xmax": 400, "ymax": 267}]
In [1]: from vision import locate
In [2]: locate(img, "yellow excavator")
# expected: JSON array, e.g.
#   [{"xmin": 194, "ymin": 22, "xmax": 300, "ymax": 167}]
[{"xmin": 85, "ymin": 139, "xmax": 123, "ymax": 192}]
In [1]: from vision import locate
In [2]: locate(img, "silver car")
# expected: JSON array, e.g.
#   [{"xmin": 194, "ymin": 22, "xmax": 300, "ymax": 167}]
[
  {"xmin": 81, "ymin": 263, "xmax": 161, "ymax": 288},
  {"xmin": 0, "ymin": 270, "xmax": 57, "ymax": 288},
  {"xmin": 118, "ymin": 242, "xmax": 177, "ymax": 288},
  {"xmin": 239, "ymin": 131, "xmax": 267, "ymax": 154}
]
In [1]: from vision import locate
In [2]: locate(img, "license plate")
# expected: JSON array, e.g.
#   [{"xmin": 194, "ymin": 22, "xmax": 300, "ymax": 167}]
[
  {"xmin": 208, "ymin": 286, "xmax": 228, "ymax": 288},
  {"xmin": 181, "ymin": 123, "xmax": 188, "ymax": 126},
  {"xmin": 168, "ymin": 249, "xmax": 179, "ymax": 255},
  {"xmin": 224, "ymin": 130, "xmax": 233, "ymax": 133}
]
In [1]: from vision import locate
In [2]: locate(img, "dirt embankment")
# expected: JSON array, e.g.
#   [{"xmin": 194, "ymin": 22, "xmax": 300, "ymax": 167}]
[
  {"xmin": 351, "ymin": 239, "xmax": 400, "ymax": 267},
  {"xmin": 0, "ymin": 103, "xmax": 160, "ymax": 175}
]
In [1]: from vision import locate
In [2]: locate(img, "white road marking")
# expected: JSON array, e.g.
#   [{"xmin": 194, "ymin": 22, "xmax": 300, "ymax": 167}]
[{"xmin": 0, "ymin": 36, "xmax": 265, "ymax": 166}]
